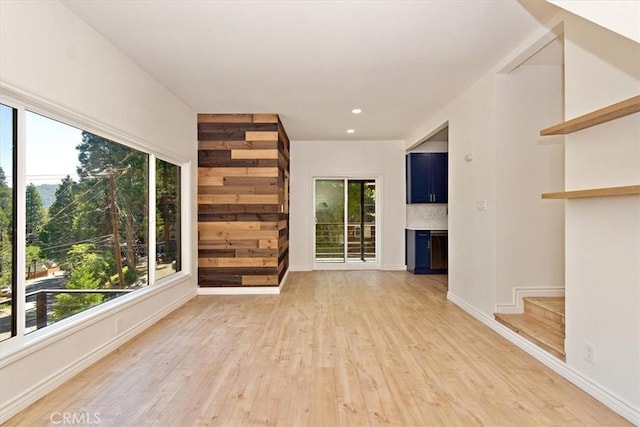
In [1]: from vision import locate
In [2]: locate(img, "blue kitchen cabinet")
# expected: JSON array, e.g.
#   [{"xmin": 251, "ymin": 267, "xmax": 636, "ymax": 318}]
[
  {"xmin": 406, "ymin": 153, "xmax": 448, "ymax": 203},
  {"xmin": 406, "ymin": 229, "xmax": 448, "ymax": 274}
]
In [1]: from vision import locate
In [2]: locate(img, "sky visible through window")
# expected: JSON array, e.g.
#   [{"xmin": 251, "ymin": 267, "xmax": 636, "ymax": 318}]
[
  {"xmin": 0, "ymin": 109, "xmax": 82, "ymax": 187},
  {"xmin": 25, "ymin": 112, "xmax": 82, "ymax": 185},
  {"xmin": 0, "ymin": 105, "xmax": 14, "ymax": 184}
]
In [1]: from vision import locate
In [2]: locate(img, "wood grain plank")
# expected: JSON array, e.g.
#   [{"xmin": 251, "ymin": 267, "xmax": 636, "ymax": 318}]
[
  {"xmin": 199, "ymin": 153, "xmax": 278, "ymax": 168},
  {"xmin": 198, "ymin": 185, "xmax": 277, "ymax": 195},
  {"xmin": 259, "ymin": 239, "xmax": 279, "ymax": 249},
  {"xmin": 198, "ymin": 222, "xmax": 277, "ymax": 233},
  {"xmin": 198, "ymin": 140, "xmax": 278, "ymax": 150},
  {"xmin": 542, "ymin": 185, "xmax": 640, "ymax": 199},
  {"xmin": 231, "ymin": 149, "xmax": 279, "ymax": 159},
  {"xmin": 540, "ymin": 95, "xmax": 640, "ymax": 135},
  {"xmin": 198, "ymin": 240, "xmax": 260, "ymax": 250},
  {"xmin": 197, "ymin": 213, "xmax": 281, "ymax": 222},
  {"xmin": 245, "ymin": 131, "xmax": 279, "ymax": 142},
  {"xmin": 198, "ymin": 113, "xmax": 254, "ymax": 123},
  {"xmin": 197, "ymin": 175, "xmax": 224, "ymax": 186},
  {"xmin": 199, "ymin": 266, "xmax": 279, "ymax": 275},
  {"xmin": 198, "ymin": 124, "xmax": 277, "ymax": 141},
  {"xmin": 197, "ymin": 194, "xmax": 279, "ymax": 205},
  {"xmin": 235, "ymin": 248, "xmax": 279, "ymax": 257},
  {"xmin": 198, "ymin": 239, "xmax": 259, "ymax": 253},
  {"xmin": 198, "ymin": 204, "xmax": 280, "ymax": 214},
  {"xmin": 241, "ymin": 275, "xmax": 279, "ymax": 285},
  {"xmin": 199, "ymin": 221, "xmax": 262, "ymax": 231},
  {"xmin": 198, "ymin": 249, "xmax": 236, "ymax": 258},
  {"xmin": 198, "ymin": 275, "xmax": 246, "ymax": 286},
  {"xmin": 252, "ymin": 114, "xmax": 279, "ymax": 123},
  {"xmin": 199, "ymin": 229, "xmax": 279, "ymax": 241},
  {"xmin": 198, "ymin": 257, "xmax": 278, "ymax": 268},
  {"xmin": 198, "ymin": 167, "xmax": 279, "ymax": 178},
  {"xmin": 223, "ymin": 176, "xmax": 278, "ymax": 186}
]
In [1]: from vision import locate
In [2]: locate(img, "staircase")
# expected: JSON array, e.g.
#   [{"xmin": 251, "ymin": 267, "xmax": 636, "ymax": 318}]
[{"xmin": 495, "ymin": 297, "xmax": 565, "ymax": 361}]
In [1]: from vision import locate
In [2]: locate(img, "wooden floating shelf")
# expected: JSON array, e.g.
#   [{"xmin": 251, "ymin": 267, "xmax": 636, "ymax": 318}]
[
  {"xmin": 540, "ymin": 95, "xmax": 640, "ymax": 136},
  {"xmin": 542, "ymin": 185, "xmax": 640, "ymax": 199}
]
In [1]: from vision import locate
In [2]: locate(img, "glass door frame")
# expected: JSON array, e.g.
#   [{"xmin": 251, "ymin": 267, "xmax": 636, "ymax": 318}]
[{"xmin": 312, "ymin": 176, "xmax": 381, "ymax": 270}]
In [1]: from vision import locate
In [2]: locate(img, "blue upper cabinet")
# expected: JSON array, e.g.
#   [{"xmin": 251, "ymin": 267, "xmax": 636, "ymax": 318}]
[{"xmin": 406, "ymin": 153, "xmax": 448, "ymax": 203}]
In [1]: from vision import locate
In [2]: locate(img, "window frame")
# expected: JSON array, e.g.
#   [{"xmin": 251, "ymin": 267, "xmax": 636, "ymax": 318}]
[
  {"xmin": 0, "ymin": 91, "xmax": 191, "ymax": 350},
  {"xmin": 0, "ymin": 101, "xmax": 19, "ymax": 341}
]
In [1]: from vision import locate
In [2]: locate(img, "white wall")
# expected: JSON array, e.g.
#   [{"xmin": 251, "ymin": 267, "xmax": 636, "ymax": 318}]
[
  {"xmin": 495, "ymin": 64, "xmax": 564, "ymax": 306},
  {"xmin": 563, "ymin": 12, "xmax": 640, "ymax": 414},
  {"xmin": 0, "ymin": 1, "xmax": 197, "ymax": 422},
  {"xmin": 546, "ymin": 0, "xmax": 640, "ymax": 44},
  {"xmin": 406, "ymin": 73, "xmax": 499, "ymax": 316},
  {"xmin": 410, "ymin": 127, "xmax": 449, "ymax": 153},
  {"xmin": 289, "ymin": 140, "xmax": 406, "ymax": 271}
]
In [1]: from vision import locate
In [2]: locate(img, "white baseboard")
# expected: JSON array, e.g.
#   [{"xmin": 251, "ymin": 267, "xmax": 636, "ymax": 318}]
[
  {"xmin": 382, "ymin": 265, "xmax": 408, "ymax": 271},
  {"xmin": 0, "ymin": 290, "xmax": 195, "ymax": 424},
  {"xmin": 197, "ymin": 270, "xmax": 289, "ymax": 295},
  {"xmin": 447, "ymin": 291, "xmax": 640, "ymax": 426},
  {"xmin": 496, "ymin": 287, "xmax": 565, "ymax": 314}
]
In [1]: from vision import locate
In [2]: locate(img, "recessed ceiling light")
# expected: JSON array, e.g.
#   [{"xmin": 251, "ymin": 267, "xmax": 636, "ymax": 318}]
[
  {"xmin": 346, "ymin": 129, "xmax": 355, "ymax": 134},
  {"xmin": 351, "ymin": 108, "xmax": 362, "ymax": 114}
]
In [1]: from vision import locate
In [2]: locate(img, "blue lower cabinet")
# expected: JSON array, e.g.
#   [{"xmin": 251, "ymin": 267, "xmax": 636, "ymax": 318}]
[{"xmin": 406, "ymin": 229, "xmax": 447, "ymax": 274}]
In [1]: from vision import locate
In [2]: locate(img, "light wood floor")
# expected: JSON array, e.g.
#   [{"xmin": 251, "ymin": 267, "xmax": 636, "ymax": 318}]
[{"xmin": 5, "ymin": 271, "xmax": 630, "ymax": 426}]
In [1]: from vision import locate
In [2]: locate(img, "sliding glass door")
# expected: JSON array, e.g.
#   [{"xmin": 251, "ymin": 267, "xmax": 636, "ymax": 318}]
[{"xmin": 314, "ymin": 178, "xmax": 376, "ymax": 266}]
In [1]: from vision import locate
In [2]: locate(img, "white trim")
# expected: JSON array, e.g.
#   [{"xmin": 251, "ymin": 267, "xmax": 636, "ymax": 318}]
[
  {"xmin": 447, "ymin": 291, "xmax": 640, "ymax": 425},
  {"xmin": 382, "ymin": 265, "xmax": 408, "ymax": 271},
  {"xmin": 148, "ymin": 154, "xmax": 157, "ymax": 286},
  {"xmin": 312, "ymin": 261, "xmax": 380, "ymax": 271},
  {"xmin": 495, "ymin": 287, "xmax": 565, "ymax": 314},
  {"xmin": 15, "ymin": 103, "xmax": 26, "ymax": 337},
  {"xmin": 288, "ymin": 266, "xmax": 312, "ymax": 272},
  {"xmin": 180, "ymin": 160, "xmax": 192, "ymax": 278},
  {"xmin": 409, "ymin": 121, "xmax": 449, "ymax": 151},
  {"xmin": 499, "ymin": 23, "xmax": 564, "ymax": 74},
  {"xmin": 0, "ymin": 288, "xmax": 195, "ymax": 425},
  {"xmin": 197, "ymin": 270, "xmax": 290, "ymax": 295},
  {"xmin": 198, "ymin": 284, "xmax": 281, "ymax": 296}
]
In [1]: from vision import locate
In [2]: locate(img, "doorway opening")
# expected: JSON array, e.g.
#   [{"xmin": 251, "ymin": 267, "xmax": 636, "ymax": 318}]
[{"xmin": 314, "ymin": 178, "xmax": 377, "ymax": 266}]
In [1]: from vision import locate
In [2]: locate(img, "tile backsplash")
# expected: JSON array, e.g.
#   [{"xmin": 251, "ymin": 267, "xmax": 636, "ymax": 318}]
[{"xmin": 406, "ymin": 204, "xmax": 448, "ymax": 229}]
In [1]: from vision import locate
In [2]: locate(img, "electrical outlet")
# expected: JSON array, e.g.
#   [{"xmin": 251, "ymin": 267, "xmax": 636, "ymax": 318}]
[{"xmin": 584, "ymin": 342, "xmax": 595, "ymax": 364}]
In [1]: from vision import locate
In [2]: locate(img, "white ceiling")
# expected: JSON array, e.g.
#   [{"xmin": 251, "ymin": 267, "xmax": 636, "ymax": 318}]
[{"xmin": 61, "ymin": 0, "xmax": 558, "ymax": 141}]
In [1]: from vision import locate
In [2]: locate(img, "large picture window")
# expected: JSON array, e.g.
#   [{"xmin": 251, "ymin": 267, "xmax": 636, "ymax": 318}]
[{"xmin": 0, "ymin": 103, "xmax": 184, "ymax": 340}]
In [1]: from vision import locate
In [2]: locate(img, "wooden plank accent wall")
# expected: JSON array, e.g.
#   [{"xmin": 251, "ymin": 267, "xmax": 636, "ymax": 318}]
[{"xmin": 197, "ymin": 113, "xmax": 290, "ymax": 287}]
